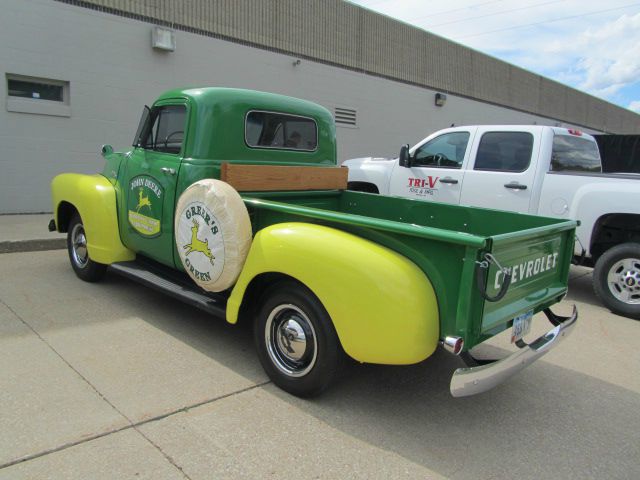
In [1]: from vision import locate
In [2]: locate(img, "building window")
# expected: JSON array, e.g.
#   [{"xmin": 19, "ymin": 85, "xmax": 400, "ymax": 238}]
[
  {"xmin": 6, "ymin": 74, "xmax": 70, "ymax": 117},
  {"xmin": 245, "ymin": 111, "xmax": 317, "ymax": 151}
]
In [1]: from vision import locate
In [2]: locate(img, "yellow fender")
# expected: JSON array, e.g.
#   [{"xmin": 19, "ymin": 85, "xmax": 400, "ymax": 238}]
[
  {"xmin": 227, "ymin": 223, "xmax": 439, "ymax": 365},
  {"xmin": 51, "ymin": 173, "xmax": 134, "ymax": 264}
]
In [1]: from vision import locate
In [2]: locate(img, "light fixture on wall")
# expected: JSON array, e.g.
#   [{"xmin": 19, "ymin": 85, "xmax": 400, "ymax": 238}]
[
  {"xmin": 152, "ymin": 26, "xmax": 176, "ymax": 51},
  {"xmin": 435, "ymin": 93, "xmax": 447, "ymax": 107}
]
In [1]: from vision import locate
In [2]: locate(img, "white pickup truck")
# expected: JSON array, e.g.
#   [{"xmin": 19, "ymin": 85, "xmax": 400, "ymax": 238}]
[{"xmin": 344, "ymin": 125, "xmax": 640, "ymax": 319}]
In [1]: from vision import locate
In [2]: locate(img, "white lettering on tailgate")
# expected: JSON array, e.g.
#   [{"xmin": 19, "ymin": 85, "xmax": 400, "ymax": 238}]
[{"xmin": 494, "ymin": 252, "xmax": 559, "ymax": 289}]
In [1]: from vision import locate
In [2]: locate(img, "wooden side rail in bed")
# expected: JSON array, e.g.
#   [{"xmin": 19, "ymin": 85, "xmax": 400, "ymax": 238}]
[{"xmin": 220, "ymin": 163, "xmax": 348, "ymax": 192}]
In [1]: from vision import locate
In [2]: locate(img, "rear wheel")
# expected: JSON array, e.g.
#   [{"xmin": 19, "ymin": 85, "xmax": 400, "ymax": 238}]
[
  {"xmin": 254, "ymin": 281, "xmax": 340, "ymax": 397},
  {"xmin": 67, "ymin": 213, "xmax": 107, "ymax": 282},
  {"xmin": 593, "ymin": 243, "xmax": 640, "ymax": 319}
]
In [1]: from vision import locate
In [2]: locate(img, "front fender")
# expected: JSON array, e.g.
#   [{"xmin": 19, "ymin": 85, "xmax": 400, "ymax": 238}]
[
  {"xmin": 227, "ymin": 223, "xmax": 439, "ymax": 365},
  {"xmin": 51, "ymin": 173, "xmax": 134, "ymax": 264}
]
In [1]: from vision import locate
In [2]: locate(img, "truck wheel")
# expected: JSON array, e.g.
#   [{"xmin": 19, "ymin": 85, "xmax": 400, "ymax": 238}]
[
  {"xmin": 254, "ymin": 281, "xmax": 340, "ymax": 397},
  {"xmin": 593, "ymin": 243, "xmax": 640, "ymax": 319},
  {"xmin": 67, "ymin": 213, "xmax": 107, "ymax": 282}
]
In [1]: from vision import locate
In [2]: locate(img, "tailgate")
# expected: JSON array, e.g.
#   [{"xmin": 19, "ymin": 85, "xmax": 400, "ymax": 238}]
[{"xmin": 479, "ymin": 221, "xmax": 576, "ymax": 334}]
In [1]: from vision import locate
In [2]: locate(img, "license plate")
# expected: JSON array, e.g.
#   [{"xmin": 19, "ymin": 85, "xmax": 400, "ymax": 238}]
[{"xmin": 511, "ymin": 310, "xmax": 533, "ymax": 343}]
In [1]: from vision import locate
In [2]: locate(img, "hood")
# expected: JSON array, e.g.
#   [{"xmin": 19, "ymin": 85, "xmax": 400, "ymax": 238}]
[{"xmin": 342, "ymin": 156, "xmax": 395, "ymax": 166}]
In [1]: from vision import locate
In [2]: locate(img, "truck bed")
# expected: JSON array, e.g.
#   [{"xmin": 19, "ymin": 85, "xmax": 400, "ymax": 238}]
[{"xmin": 243, "ymin": 190, "xmax": 577, "ymax": 350}]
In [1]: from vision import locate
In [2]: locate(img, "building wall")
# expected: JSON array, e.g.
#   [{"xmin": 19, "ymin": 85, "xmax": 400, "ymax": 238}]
[
  {"xmin": 0, "ymin": 0, "xmax": 634, "ymax": 213},
  {"xmin": 55, "ymin": 0, "xmax": 640, "ymax": 133}
]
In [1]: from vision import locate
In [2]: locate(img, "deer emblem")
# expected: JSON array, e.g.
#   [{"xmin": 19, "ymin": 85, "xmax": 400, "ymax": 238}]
[
  {"xmin": 183, "ymin": 218, "xmax": 215, "ymax": 265},
  {"xmin": 136, "ymin": 188, "xmax": 152, "ymax": 212}
]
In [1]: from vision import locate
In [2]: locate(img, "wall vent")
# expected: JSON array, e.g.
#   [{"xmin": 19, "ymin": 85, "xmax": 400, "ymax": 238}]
[{"xmin": 335, "ymin": 107, "xmax": 357, "ymax": 127}]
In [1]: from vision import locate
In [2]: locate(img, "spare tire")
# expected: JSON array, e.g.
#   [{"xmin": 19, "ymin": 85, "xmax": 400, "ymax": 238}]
[{"xmin": 175, "ymin": 179, "xmax": 252, "ymax": 292}]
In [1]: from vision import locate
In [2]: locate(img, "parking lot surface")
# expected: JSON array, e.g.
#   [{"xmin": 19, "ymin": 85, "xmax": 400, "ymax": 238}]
[{"xmin": 1, "ymin": 250, "xmax": 638, "ymax": 479}]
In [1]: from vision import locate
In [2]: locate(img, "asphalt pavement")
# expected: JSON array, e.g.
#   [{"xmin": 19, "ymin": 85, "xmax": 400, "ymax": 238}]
[{"xmin": 0, "ymin": 237, "xmax": 638, "ymax": 479}]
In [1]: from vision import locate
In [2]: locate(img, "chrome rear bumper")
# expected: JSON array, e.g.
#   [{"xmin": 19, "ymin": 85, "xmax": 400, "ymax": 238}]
[{"xmin": 450, "ymin": 306, "xmax": 578, "ymax": 397}]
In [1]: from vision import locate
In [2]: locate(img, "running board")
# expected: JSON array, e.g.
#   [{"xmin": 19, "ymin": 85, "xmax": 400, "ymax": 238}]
[{"xmin": 109, "ymin": 259, "xmax": 227, "ymax": 318}]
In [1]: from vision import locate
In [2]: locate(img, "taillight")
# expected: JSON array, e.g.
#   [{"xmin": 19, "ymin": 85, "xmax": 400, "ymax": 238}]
[{"xmin": 568, "ymin": 129, "xmax": 582, "ymax": 136}]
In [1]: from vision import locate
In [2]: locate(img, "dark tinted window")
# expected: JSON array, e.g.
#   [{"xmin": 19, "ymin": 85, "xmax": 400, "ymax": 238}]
[
  {"xmin": 246, "ymin": 111, "xmax": 317, "ymax": 151},
  {"xmin": 475, "ymin": 132, "xmax": 533, "ymax": 172},
  {"xmin": 8, "ymin": 78, "xmax": 63, "ymax": 101},
  {"xmin": 413, "ymin": 132, "xmax": 470, "ymax": 168},
  {"xmin": 141, "ymin": 105, "xmax": 186, "ymax": 154},
  {"xmin": 551, "ymin": 135, "xmax": 601, "ymax": 173}
]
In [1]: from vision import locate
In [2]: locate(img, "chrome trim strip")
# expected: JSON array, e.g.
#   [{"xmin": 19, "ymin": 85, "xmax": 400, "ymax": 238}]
[{"xmin": 450, "ymin": 305, "xmax": 578, "ymax": 397}]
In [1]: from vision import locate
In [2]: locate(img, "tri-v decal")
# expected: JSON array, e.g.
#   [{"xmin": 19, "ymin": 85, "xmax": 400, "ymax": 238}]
[
  {"xmin": 495, "ymin": 252, "xmax": 559, "ymax": 289},
  {"xmin": 407, "ymin": 177, "xmax": 439, "ymax": 197}
]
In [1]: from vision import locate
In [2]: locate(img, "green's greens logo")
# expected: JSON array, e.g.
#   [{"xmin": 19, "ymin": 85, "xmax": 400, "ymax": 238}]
[{"xmin": 128, "ymin": 176, "xmax": 163, "ymax": 236}]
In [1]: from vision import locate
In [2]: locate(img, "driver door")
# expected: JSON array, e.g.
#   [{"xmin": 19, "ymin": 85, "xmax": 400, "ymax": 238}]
[
  {"xmin": 388, "ymin": 130, "xmax": 472, "ymax": 204},
  {"xmin": 119, "ymin": 102, "xmax": 187, "ymax": 267}
]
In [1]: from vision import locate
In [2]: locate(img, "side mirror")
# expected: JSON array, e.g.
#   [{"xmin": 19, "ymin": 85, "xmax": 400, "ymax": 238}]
[
  {"xmin": 399, "ymin": 144, "xmax": 411, "ymax": 168},
  {"xmin": 101, "ymin": 144, "xmax": 114, "ymax": 157}
]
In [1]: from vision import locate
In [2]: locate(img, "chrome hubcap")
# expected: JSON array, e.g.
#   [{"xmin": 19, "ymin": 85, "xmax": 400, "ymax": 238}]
[
  {"xmin": 265, "ymin": 304, "xmax": 317, "ymax": 377},
  {"xmin": 607, "ymin": 257, "xmax": 640, "ymax": 305},
  {"xmin": 70, "ymin": 223, "xmax": 89, "ymax": 268}
]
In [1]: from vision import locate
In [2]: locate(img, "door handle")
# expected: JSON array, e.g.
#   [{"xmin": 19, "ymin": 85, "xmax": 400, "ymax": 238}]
[
  {"xmin": 440, "ymin": 177, "xmax": 459, "ymax": 185},
  {"xmin": 161, "ymin": 167, "xmax": 176, "ymax": 175},
  {"xmin": 504, "ymin": 182, "xmax": 527, "ymax": 190}
]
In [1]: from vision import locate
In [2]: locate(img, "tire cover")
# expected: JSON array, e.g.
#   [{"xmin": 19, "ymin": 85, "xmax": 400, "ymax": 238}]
[{"xmin": 175, "ymin": 179, "xmax": 252, "ymax": 292}]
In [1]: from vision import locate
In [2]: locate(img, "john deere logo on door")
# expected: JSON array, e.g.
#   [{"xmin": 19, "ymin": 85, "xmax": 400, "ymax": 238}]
[
  {"xmin": 177, "ymin": 202, "xmax": 224, "ymax": 283},
  {"xmin": 128, "ymin": 176, "xmax": 163, "ymax": 236}
]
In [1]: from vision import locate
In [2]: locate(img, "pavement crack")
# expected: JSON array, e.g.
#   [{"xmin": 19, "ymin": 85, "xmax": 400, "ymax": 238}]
[
  {"xmin": 1, "ymin": 382, "xmax": 270, "ymax": 470},
  {"xmin": 0, "ymin": 298, "xmax": 134, "ymax": 424},
  {"xmin": 0, "ymin": 297, "xmax": 272, "ymax": 472}
]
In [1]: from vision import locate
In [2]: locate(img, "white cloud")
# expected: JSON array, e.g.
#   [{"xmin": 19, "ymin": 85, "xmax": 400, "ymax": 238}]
[
  {"xmin": 629, "ymin": 101, "xmax": 640, "ymax": 112},
  {"xmin": 349, "ymin": 1, "xmax": 640, "ymax": 108},
  {"xmin": 558, "ymin": 13, "xmax": 640, "ymax": 97}
]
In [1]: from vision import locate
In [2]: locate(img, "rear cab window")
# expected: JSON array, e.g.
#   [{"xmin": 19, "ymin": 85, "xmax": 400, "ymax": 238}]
[
  {"xmin": 246, "ymin": 111, "xmax": 317, "ymax": 151},
  {"xmin": 551, "ymin": 134, "xmax": 602, "ymax": 173},
  {"xmin": 474, "ymin": 132, "xmax": 534, "ymax": 172}
]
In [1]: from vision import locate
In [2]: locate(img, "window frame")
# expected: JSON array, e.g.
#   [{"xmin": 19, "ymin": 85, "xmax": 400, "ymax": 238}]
[
  {"xmin": 412, "ymin": 131, "xmax": 470, "ymax": 169},
  {"xmin": 138, "ymin": 104, "xmax": 187, "ymax": 156},
  {"xmin": 550, "ymin": 134, "xmax": 602, "ymax": 173},
  {"xmin": 473, "ymin": 131, "xmax": 534, "ymax": 173},
  {"xmin": 5, "ymin": 73, "xmax": 70, "ymax": 117},
  {"xmin": 244, "ymin": 110, "xmax": 318, "ymax": 152}
]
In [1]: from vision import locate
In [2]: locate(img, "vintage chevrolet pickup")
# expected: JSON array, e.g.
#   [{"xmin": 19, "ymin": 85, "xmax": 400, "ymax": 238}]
[{"xmin": 50, "ymin": 87, "xmax": 578, "ymax": 397}]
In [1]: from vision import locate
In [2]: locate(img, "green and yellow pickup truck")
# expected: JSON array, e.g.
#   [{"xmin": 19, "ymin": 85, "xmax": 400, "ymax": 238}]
[{"xmin": 50, "ymin": 87, "xmax": 578, "ymax": 397}]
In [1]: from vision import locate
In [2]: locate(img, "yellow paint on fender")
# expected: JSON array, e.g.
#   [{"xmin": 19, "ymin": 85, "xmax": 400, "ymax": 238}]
[
  {"xmin": 228, "ymin": 223, "xmax": 439, "ymax": 365},
  {"xmin": 51, "ymin": 173, "xmax": 134, "ymax": 264}
]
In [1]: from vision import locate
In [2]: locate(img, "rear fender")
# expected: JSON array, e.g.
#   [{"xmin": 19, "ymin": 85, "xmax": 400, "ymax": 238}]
[
  {"xmin": 227, "ymin": 223, "xmax": 439, "ymax": 365},
  {"xmin": 51, "ymin": 173, "xmax": 134, "ymax": 264}
]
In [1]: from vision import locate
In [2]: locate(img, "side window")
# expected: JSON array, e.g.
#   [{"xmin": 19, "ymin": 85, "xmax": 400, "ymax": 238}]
[
  {"xmin": 141, "ymin": 105, "xmax": 186, "ymax": 154},
  {"xmin": 412, "ymin": 132, "xmax": 469, "ymax": 168},
  {"xmin": 245, "ymin": 111, "xmax": 317, "ymax": 151},
  {"xmin": 551, "ymin": 135, "xmax": 601, "ymax": 173},
  {"xmin": 475, "ymin": 132, "xmax": 533, "ymax": 172}
]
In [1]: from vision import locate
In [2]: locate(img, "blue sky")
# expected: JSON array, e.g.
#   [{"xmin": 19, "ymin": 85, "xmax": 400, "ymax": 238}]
[{"xmin": 349, "ymin": 0, "xmax": 640, "ymax": 113}]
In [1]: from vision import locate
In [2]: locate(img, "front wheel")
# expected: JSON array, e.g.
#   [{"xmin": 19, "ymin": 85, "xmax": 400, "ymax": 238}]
[
  {"xmin": 254, "ymin": 281, "xmax": 340, "ymax": 397},
  {"xmin": 593, "ymin": 243, "xmax": 640, "ymax": 319},
  {"xmin": 67, "ymin": 213, "xmax": 107, "ymax": 282}
]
